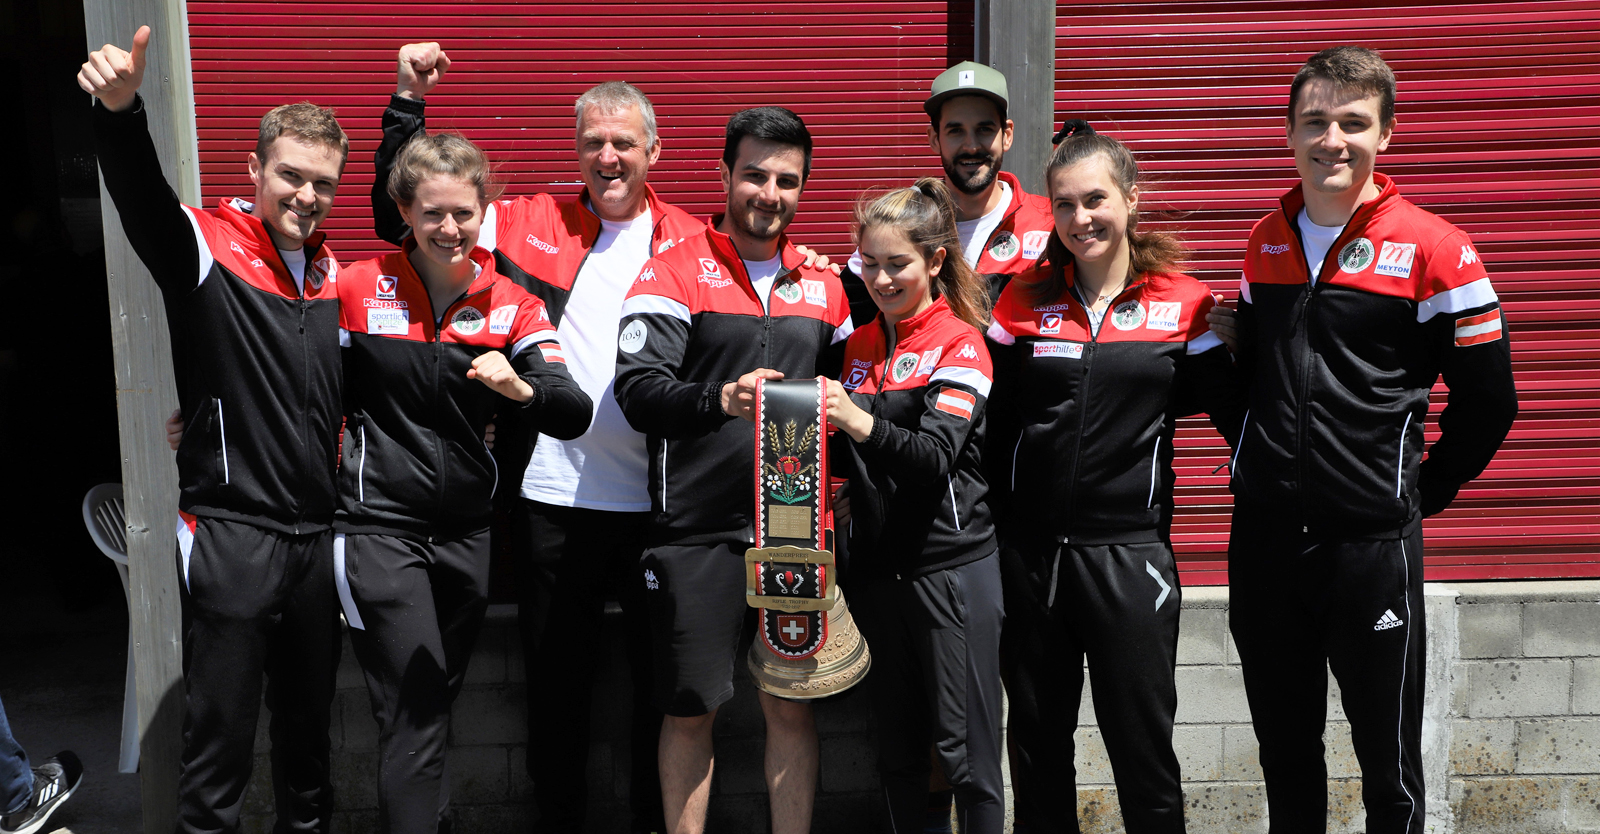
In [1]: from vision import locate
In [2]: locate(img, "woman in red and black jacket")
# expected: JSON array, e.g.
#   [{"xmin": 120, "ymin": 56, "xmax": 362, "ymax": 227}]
[
  {"xmin": 334, "ymin": 133, "xmax": 591, "ymax": 834},
  {"xmin": 824, "ymin": 178, "xmax": 1005, "ymax": 834},
  {"xmin": 986, "ymin": 125, "xmax": 1243, "ymax": 834}
]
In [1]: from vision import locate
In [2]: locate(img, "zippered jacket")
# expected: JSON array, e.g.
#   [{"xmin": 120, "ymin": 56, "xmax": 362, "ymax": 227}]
[
  {"xmin": 986, "ymin": 266, "xmax": 1243, "ymax": 545},
  {"xmin": 1234, "ymin": 173, "xmax": 1517, "ymax": 532},
  {"xmin": 372, "ymin": 95, "xmax": 706, "ymax": 324},
  {"xmin": 335, "ymin": 245, "xmax": 591, "ymax": 540},
  {"xmin": 841, "ymin": 171, "xmax": 1054, "ymax": 325},
  {"xmin": 613, "ymin": 222, "xmax": 854, "ymax": 542},
  {"xmin": 835, "ymin": 297, "xmax": 997, "ymax": 578},
  {"xmin": 93, "ymin": 96, "xmax": 343, "ymax": 535}
]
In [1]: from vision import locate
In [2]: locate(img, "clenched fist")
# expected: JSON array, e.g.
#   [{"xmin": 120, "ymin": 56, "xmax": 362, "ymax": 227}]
[
  {"xmin": 397, "ymin": 42, "xmax": 450, "ymax": 100},
  {"xmin": 467, "ymin": 351, "xmax": 534, "ymax": 402},
  {"xmin": 79, "ymin": 25, "xmax": 150, "ymax": 113}
]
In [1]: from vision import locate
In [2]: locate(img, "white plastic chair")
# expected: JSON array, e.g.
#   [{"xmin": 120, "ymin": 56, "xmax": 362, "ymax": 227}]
[{"xmin": 82, "ymin": 483, "xmax": 139, "ymax": 774}]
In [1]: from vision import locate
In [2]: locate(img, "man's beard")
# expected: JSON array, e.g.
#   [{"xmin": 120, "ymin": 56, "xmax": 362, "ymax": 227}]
[
  {"xmin": 733, "ymin": 204, "xmax": 786, "ymax": 241},
  {"xmin": 943, "ymin": 152, "xmax": 1002, "ymax": 195}
]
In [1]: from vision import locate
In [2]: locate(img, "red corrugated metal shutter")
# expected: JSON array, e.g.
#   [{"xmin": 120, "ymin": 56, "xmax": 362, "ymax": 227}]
[
  {"xmin": 185, "ymin": 2, "xmax": 950, "ymax": 265},
  {"xmin": 1056, "ymin": 0, "xmax": 1600, "ymax": 584}
]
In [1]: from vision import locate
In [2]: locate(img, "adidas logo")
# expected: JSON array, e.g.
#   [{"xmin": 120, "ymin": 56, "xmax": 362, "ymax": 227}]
[
  {"xmin": 1374, "ymin": 609, "xmax": 1404, "ymax": 631},
  {"xmin": 644, "ymin": 569, "xmax": 660, "ymax": 591}
]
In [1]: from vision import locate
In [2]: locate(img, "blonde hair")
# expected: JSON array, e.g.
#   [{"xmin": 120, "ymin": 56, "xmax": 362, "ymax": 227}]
[
  {"xmin": 386, "ymin": 132, "xmax": 502, "ymax": 209},
  {"xmin": 854, "ymin": 177, "xmax": 990, "ymax": 330}
]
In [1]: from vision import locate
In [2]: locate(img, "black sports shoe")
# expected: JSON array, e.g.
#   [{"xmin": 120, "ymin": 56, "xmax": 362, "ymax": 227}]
[{"xmin": 0, "ymin": 751, "xmax": 83, "ymax": 834}]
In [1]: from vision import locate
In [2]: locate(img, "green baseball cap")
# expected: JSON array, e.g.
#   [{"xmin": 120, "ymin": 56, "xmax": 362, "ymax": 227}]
[{"xmin": 924, "ymin": 61, "xmax": 1009, "ymax": 121}]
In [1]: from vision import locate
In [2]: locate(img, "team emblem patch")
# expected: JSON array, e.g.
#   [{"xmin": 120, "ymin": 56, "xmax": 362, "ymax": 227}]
[
  {"xmin": 1021, "ymin": 230, "xmax": 1052, "ymax": 260},
  {"xmin": 376, "ymin": 275, "xmax": 398, "ymax": 299},
  {"xmin": 1454, "ymin": 309, "xmax": 1503, "ymax": 346},
  {"xmin": 1146, "ymin": 301, "xmax": 1181, "ymax": 332},
  {"xmin": 451, "ymin": 306, "xmax": 486, "ymax": 335},
  {"xmin": 1339, "ymin": 238, "xmax": 1375, "ymax": 274},
  {"xmin": 934, "ymin": 387, "xmax": 976, "ymax": 420},
  {"xmin": 988, "ymin": 231, "xmax": 1019, "ymax": 262},
  {"xmin": 618, "ymin": 320, "xmax": 648, "ymax": 353},
  {"xmin": 774, "ymin": 282, "xmax": 802, "ymax": 304},
  {"xmin": 1040, "ymin": 312, "xmax": 1063, "ymax": 335},
  {"xmin": 489, "ymin": 305, "xmax": 517, "ymax": 335},
  {"xmin": 1375, "ymin": 242, "xmax": 1416, "ymax": 278},
  {"xmin": 1111, "ymin": 300, "xmax": 1146, "ymax": 331},
  {"xmin": 891, "ymin": 352, "xmax": 919, "ymax": 383}
]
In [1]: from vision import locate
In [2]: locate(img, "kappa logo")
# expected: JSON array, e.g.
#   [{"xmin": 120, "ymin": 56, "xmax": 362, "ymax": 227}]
[
  {"xmin": 488, "ymin": 305, "xmax": 518, "ymax": 335},
  {"xmin": 1260, "ymin": 242, "xmax": 1292, "ymax": 255},
  {"xmin": 697, "ymin": 257, "xmax": 732, "ymax": 288},
  {"xmin": 843, "ymin": 367, "xmax": 868, "ymax": 390},
  {"xmin": 916, "ymin": 347, "xmax": 943, "ymax": 376},
  {"xmin": 1459, "ymin": 245, "xmax": 1480, "ymax": 269},
  {"xmin": 1374, "ymin": 609, "xmax": 1404, "ymax": 631},
  {"xmin": 1021, "ymin": 229, "xmax": 1052, "ymax": 260},
  {"xmin": 525, "ymin": 234, "xmax": 559, "ymax": 254},
  {"xmin": 362, "ymin": 298, "xmax": 407, "ymax": 309},
  {"xmin": 954, "ymin": 343, "xmax": 980, "ymax": 361},
  {"xmin": 230, "ymin": 241, "xmax": 266, "ymax": 270},
  {"xmin": 1033, "ymin": 303, "xmax": 1074, "ymax": 313},
  {"xmin": 451, "ymin": 306, "xmax": 486, "ymax": 336},
  {"xmin": 1339, "ymin": 238, "xmax": 1375, "ymax": 274},
  {"xmin": 1146, "ymin": 301, "xmax": 1181, "ymax": 332},
  {"xmin": 891, "ymin": 352, "xmax": 919, "ymax": 383},
  {"xmin": 988, "ymin": 231, "xmax": 1020, "ymax": 262},
  {"xmin": 1039, "ymin": 312, "xmax": 1063, "ymax": 335},
  {"xmin": 636, "ymin": 267, "xmax": 657, "ymax": 283},
  {"xmin": 850, "ymin": 358, "xmax": 873, "ymax": 369},
  {"xmin": 1111, "ymin": 300, "xmax": 1146, "ymax": 331},
  {"xmin": 644, "ymin": 569, "xmax": 660, "ymax": 590},
  {"xmin": 376, "ymin": 275, "xmax": 398, "ymax": 299},
  {"xmin": 536, "ymin": 306, "xmax": 549, "ymax": 322},
  {"xmin": 1375, "ymin": 242, "xmax": 1417, "ymax": 278}
]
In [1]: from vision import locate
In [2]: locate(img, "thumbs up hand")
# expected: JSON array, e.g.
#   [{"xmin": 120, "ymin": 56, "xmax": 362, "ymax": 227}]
[
  {"xmin": 78, "ymin": 24, "xmax": 150, "ymax": 113},
  {"xmin": 396, "ymin": 42, "xmax": 450, "ymax": 100}
]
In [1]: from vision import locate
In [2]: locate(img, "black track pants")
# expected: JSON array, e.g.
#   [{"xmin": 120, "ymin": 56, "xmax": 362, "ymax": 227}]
[
  {"xmin": 176, "ymin": 517, "xmax": 339, "ymax": 834},
  {"xmin": 1001, "ymin": 539, "xmax": 1186, "ymax": 834},
  {"xmin": 854, "ymin": 554, "xmax": 1006, "ymax": 834},
  {"xmin": 1228, "ymin": 507, "xmax": 1427, "ymax": 834},
  {"xmin": 511, "ymin": 501, "xmax": 662, "ymax": 834},
  {"xmin": 336, "ymin": 530, "xmax": 490, "ymax": 834}
]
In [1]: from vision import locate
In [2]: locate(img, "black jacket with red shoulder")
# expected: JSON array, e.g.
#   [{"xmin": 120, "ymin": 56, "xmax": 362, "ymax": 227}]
[
  {"xmin": 373, "ymin": 95, "xmax": 706, "ymax": 324},
  {"xmin": 93, "ymin": 96, "xmax": 343, "ymax": 535},
  {"xmin": 336, "ymin": 245, "xmax": 591, "ymax": 540},
  {"xmin": 841, "ymin": 171, "xmax": 1054, "ymax": 325},
  {"xmin": 613, "ymin": 222, "xmax": 854, "ymax": 542},
  {"xmin": 835, "ymin": 297, "xmax": 997, "ymax": 579},
  {"xmin": 986, "ymin": 266, "xmax": 1243, "ymax": 545},
  {"xmin": 1234, "ymin": 173, "xmax": 1517, "ymax": 532}
]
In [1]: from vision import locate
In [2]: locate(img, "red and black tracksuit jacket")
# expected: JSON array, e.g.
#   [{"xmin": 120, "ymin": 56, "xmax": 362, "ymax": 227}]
[
  {"xmin": 834, "ymin": 297, "xmax": 997, "ymax": 579},
  {"xmin": 1234, "ymin": 174, "xmax": 1518, "ymax": 532},
  {"xmin": 613, "ymin": 222, "xmax": 854, "ymax": 542},
  {"xmin": 841, "ymin": 171, "xmax": 1055, "ymax": 325},
  {"xmin": 372, "ymin": 95, "xmax": 706, "ymax": 324},
  {"xmin": 986, "ymin": 266, "xmax": 1244, "ymax": 544},
  {"xmin": 93, "ymin": 96, "xmax": 342, "ymax": 534},
  {"xmin": 335, "ymin": 245, "xmax": 592, "ymax": 540}
]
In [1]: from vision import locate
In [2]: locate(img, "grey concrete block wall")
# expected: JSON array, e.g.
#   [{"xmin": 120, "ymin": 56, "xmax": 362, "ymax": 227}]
[{"xmin": 233, "ymin": 582, "xmax": 1600, "ymax": 833}]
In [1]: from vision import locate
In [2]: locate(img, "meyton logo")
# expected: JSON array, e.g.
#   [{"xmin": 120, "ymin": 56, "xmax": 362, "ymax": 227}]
[
  {"xmin": 1146, "ymin": 301, "xmax": 1181, "ymax": 332},
  {"xmin": 802, "ymin": 279, "xmax": 828, "ymax": 308},
  {"xmin": 1039, "ymin": 313, "xmax": 1063, "ymax": 335},
  {"xmin": 376, "ymin": 275, "xmax": 398, "ymax": 299},
  {"xmin": 1375, "ymin": 242, "xmax": 1416, "ymax": 278},
  {"xmin": 525, "ymin": 234, "xmax": 559, "ymax": 254},
  {"xmin": 1021, "ymin": 230, "xmax": 1052, "ymax": 260},
  {"xmin": 489, "ymin": 305, "xmax": 517, "ymax": 335},
  {"xmin": 1261, "ymin": 243, "xmax": 1292, "ymax": 255},
  {"xmin": 916, "ymin": 347, "xmax": 943, "ymax": 376},
  {"xmin": 1459, "ymin": 245, "xmax": 1480, "ymax": 269}
]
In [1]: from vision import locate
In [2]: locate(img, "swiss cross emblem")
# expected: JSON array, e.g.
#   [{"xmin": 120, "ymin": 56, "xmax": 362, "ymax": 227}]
[{"xmin": 776, "ymin": 615, "xmax": 809, "ymax": 647}]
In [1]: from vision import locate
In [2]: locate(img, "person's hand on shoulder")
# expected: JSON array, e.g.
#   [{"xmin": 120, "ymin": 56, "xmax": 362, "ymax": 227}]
[
  {"xmin": 793, "ymin": 244, "xmax": 842, "ymax": 276},
  {"xmin": 396, "ymin": 42, "xmax": 450, "ymax": 100},
  {"xmin": 78, "ymin": 25, "xmax": 150, "ymax": 113}
]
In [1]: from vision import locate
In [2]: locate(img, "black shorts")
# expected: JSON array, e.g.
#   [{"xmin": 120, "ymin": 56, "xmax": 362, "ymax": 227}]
[{"xmin": 640, "ymin": 539, "xmax": 756, "ymax": 717}]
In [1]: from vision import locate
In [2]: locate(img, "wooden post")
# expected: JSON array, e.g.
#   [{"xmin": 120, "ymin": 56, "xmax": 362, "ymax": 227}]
[
  {"xmin": 81, "ymin": 1, "xmax": 198, "ymax": 831},
  {"xmin": 975, "ymin": 0, "xmax": 1057, "ymax": 194}
]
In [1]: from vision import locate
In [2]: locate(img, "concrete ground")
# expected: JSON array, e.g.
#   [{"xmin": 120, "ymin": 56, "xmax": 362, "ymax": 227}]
[{"xmin": 1, "ymin": 564, "xmax": 143, "ymax": 834}]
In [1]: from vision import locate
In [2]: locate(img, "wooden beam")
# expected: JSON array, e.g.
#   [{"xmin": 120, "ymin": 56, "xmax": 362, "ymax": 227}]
[
  {"xmin": 81, "ymin": 1, "xmax": 198, "ymax": 831},
  {"xmin": 975, "ymin": 0, "xmax": 1057, "ymax": 195}
]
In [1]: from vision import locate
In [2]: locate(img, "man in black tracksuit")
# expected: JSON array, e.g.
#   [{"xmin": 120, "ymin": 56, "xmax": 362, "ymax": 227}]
[
  {"xmin": 83, "ymin": 28, "xmax": 348, "ymax": 833},
  {"xmin": 1225, "ymin": 47, "xmax": 1517, "ymax": 833}
]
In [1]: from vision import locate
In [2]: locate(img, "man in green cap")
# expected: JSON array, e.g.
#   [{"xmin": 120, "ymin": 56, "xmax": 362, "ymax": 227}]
[{"xmin": 842, "ymin": 61, "xmax": 1055, "ymax": 325}]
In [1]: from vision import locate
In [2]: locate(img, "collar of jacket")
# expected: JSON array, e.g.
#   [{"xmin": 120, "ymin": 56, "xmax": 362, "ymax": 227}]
[
  {"xmin": 994, "ymin": 170, "xmax": 1031, "ymax": 222},
  {"xmin": 704, "ymin": 215, "xmax": 807, "ymax": 275},
  {"xmin": 218, "ymin": 196, "xmax": 332, "ymax": 293},
  {"xmin": 569, "ymin": 183, "xmax": 680, "ymax": 246},
  {"xmin": 398, "ymin": 236, "xmax": 501, "ymax": 298},
  {"xmin": 1276, "ymin": 171, "xmax": 1399, "ymax": 228},
  {"xmin": 881, "ymin": 294, "xmax": 954, "ymax": 341}
]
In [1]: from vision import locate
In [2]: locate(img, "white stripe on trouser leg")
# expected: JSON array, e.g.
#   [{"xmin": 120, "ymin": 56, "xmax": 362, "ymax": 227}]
[
  {"xmin": 1046, "ymin": 550, "xmax": 1062, "ymax": 610},
  {"xmin": 1395, "ymin": 537, "xmax": 1420, "ymax": 825},
  {"xmin": 333, "ymin": 534, "xmax": 366, "ymax": 630},
  {"xmin": 175, "ymin": 518, "xmax": 195, "ymax": 593},
  {"xmin": 1146, "ymin": 561, "xmax": 1172, "ymax": 610}
]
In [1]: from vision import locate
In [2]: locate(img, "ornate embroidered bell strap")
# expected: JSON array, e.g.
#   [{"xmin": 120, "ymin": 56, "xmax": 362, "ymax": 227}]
[{"xmin": 745, "ymin": 378, "xmax": 835, "ymax": 659}]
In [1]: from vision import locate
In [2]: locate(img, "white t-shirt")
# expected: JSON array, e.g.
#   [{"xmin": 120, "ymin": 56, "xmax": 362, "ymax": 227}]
[
  {"xmin": 846, "ymin": 178, "xmax": 1012, "ymax": 275},
  {"xmin": 279, "ymin": 247, "xmax": 307, "ymax": 295},
  {"xmin": 955, "ymin": 179, "xmax": 1011, "ymax": 267},
  {"xmin": 1297, "ymin": 209, "xmax": 1344, "ymax": 285},
  {"xmin": 744, "ymin": 254, "xmax": 785, "ymax": 313},
  {"xmin": 521, "ymin": 207, "xmax": 655, "ymax": 511}
]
